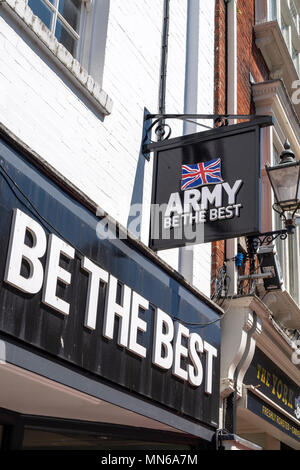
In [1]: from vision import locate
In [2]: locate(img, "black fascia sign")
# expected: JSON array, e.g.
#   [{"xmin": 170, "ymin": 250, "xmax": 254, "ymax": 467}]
[
  {"xmin": 0, "ymin": 134, "xmax": 221, "ymax": 429},
  {"xmin": 149, "ymin": 118, "xmax": 273, "ymax": 251},
  {"xmin": 244, "ymin": 348, "xmax": 300, "ymax": 424}
]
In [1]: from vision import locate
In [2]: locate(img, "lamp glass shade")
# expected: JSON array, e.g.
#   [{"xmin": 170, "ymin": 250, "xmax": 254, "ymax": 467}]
[{"xmin": 267, "ymin": 161, "xmax": 300, "ymax": 211}]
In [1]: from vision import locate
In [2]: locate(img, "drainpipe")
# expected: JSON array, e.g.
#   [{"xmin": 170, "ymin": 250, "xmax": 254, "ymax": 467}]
[
  {"xmin": 178, "ymin": 0, "xmax": 200, "ymax": 283},
  {"xmin": 226, "ymin": 0, "xmax": 238, "ymax": 295},
  {"xmin": 157, "ymin": 0, "xmax": 170, "ymax": 140},
  {"xmin": 222, "ymin": 0, "xmax": 238, "ymax": 437}
]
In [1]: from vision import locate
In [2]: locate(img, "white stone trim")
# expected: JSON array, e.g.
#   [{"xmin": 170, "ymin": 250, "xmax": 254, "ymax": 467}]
[
  {"xmin": 254, "ymin": 20, "xmax": 300, "ymax": 119},
  {"xmin": 252, "ymin": 79, "xmax": 300, "ymax": 304},
  {"xmin": 252, "ymin": 79, "xmax": 300, "ymax": 156},
  {"xmin": 220, "ymin": 299, "xmax": 262, "ymax": 398},
  {"xmin": 252, "ymin": 78, "xmax": 300, "ymax": 234},
  {"xmin": 0, "ymin": 0, "xmax": 113, "ymax": 116},
  {"xmin": 222, "ymin": 295, "xmax": 300, "ymax": 387}
]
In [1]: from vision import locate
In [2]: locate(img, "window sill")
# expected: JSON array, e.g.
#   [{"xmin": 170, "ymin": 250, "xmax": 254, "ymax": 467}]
[{"xmin": 1, "ymin": 0, "xmax": 113, "ymax": 117}]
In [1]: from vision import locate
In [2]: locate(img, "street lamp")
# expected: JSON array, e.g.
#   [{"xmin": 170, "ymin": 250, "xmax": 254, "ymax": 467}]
[
  {"xmin": 266, "ymin": 140, "xmax": 300, "ymax": 234},
  {"xmin": 243, "ymin": 140, "xmax": 299, "ymax": 287}
]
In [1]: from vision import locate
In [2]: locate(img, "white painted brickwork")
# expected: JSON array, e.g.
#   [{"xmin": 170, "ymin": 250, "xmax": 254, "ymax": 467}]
[{"xmin": 0, "ymin": 0, "xmax": 215, "ymax": 297}]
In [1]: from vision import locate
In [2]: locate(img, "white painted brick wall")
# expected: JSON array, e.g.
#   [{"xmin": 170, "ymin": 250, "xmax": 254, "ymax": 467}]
[{"xmin": 0, "ymin": 0, "xmax": 215, "ymax": 298}]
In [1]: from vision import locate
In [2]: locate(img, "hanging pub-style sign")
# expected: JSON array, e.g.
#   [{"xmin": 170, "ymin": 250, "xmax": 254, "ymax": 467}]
[{"xmin": 149, "ymin": 117, "xmax": 273, "ymax": 251}]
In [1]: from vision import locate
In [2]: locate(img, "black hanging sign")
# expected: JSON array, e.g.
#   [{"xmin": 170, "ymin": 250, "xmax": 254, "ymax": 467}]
[{"xmin": 149, "ymin": 117, "xmax": 273, "ymax": 251}]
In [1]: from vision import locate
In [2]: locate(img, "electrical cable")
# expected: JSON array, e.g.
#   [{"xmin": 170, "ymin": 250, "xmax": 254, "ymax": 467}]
[
  {"xmin": 172, "ymin": 298, "xmax": 233, "ymax": 328},
  {"xmin": 0, "ymin": 162, "xmax": 88, "ymax": 262}
]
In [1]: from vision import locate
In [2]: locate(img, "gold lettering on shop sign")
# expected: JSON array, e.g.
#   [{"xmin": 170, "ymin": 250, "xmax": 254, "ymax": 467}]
[
  {"xmin": 289, "ymin": 390, "xmax": 294, "ymax": 410},
  {"xmin": 292, "ymin": 426, "xmax": 300, "ymax": 438},
  {"xmin": 272, "ymin": 374, "xmax": 278, "ymax": 395},
  {"xmin": 255, "ymin": 365, "xmax": 295, "ymax": 411},
  {"xmin": 282, "ymin": 384, "xmax": 288, "ymax": 406},
  {"xmin": 277, "ymin": 380, "xmax": 283, "ymax": 400},
  {"xmin": 257, "ymin": 364, "xmax": 261, "ymax": 380}
]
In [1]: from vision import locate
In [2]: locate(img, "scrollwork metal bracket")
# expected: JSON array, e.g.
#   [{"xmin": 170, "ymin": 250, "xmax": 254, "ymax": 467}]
[
  {"xmin": 246, "ymin": 229, "xmax": 288, "ymax": 256},
  {"xmin": 244, "ymin": 229, "xmax": 288, "ymax": 280},
  {"xmin": 141, "ymin": 113, "xmax": 273, "ymax": 159}
]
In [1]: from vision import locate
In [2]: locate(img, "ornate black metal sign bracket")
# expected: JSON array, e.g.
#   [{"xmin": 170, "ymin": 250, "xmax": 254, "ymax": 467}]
[{"xmin": 142, "ymin": 113, "xmax": 273, "ymax": 159}]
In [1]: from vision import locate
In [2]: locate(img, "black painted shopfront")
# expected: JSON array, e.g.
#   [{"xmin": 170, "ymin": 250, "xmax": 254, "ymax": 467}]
[
  {"xmin": 243, "ymin": 348, "xmax": 300, "ymax": 449},
  {"xmin": 0, "ymin": 128, "xmax": 222, "ymax": 450}
]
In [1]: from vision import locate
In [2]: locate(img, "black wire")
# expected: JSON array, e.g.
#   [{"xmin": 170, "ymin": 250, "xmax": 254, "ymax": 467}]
[
  {"xmin": 0, "ymin": 162, "xmax": 86, "ymax": 261},
  {"xmin": 172, "ymin": 304, "xmax": 231, "ymax": 328}
]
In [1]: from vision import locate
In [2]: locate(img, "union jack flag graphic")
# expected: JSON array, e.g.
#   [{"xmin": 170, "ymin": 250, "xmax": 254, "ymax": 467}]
[{"xmin": 181, "ymin": 158, "xmax": 223, "ymax": 191}]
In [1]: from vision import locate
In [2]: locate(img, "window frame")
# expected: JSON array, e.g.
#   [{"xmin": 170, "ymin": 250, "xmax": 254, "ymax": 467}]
[
  {"xmin": 1, "ymin": 0, "xmax": 112, "ymax": 115},
  {"xmin": 26, "ymin": 0, "xmax": 110, "ymax": 88},
  {"xmin": 28, "ymin": 0, "xmax": 84, "ymax": 58},
  {"xmin": 257, "ymin": 0, "xmax": 300, "ymax": 78},
  {"xmin": 0, "ymin": 408, "xmax": 204, "ymax": 450}
]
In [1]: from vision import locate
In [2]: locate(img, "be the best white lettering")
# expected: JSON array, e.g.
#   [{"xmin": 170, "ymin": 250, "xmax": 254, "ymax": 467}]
[{"xmin": 4, "ymin": 208, "xmax": 217, "ymax": 392}]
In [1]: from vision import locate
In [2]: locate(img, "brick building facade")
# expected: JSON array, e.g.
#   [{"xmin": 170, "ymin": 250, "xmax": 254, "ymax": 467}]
[{"xmin": 218, "ymin": 0, "xmax": 300, "ymax": 450}]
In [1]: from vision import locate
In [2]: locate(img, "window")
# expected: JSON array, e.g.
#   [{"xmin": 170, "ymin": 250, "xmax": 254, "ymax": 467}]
[
  {"xmin": 290, "ymin": 0, "xmax": 299, "ymax": 33},
  {"xmin": 281, "ymin": 16, "xmax": 290, "ymax": 50},
  {"xmin": 292, "ymin": 45, "xmax": 299, "ymax": 74},
  {"xmin": 28, "ymin": 0, "xmax": 82, "ymax": 56},
  {"xmin": 269, "ymin": 0, "xmax": 277, "ymax": 21}
]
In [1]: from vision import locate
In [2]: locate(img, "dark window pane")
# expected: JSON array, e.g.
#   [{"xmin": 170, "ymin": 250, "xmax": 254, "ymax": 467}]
[
  {"xmin": 22, "ymin": 428, "xmax": 192, "ymax": 450},
  {"xmin": 58, "ymin": 0, "xmax": 81, "ymax": 32},
  {"xmin": 28, "ymin": 0, "xmax": 53, "ymax": 30},
  {"xmin": 55, "ymin": 18, "xmax": 77, "ymax": 55}
]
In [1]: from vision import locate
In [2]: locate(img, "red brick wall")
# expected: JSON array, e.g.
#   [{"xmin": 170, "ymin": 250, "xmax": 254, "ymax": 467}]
[
  {"xmin": 214, "ymin": 0, "xmax": 227, "ymax": 117},
  {"xmin": 237, "ymin": 0, "xmax": 269, "ymax": 115},
  {"xmin": 212, "ymin": 0, "xmax": 270, "ymax": 288}
]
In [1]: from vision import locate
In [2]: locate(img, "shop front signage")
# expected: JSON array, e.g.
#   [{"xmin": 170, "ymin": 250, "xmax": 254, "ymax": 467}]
[
  {"xmin": 150, "ymin": 118, "xmax": 273, "ymax": 251},
  {"xmin": 247, "ymin": 392, "xmax": 300, "ymax": 443},
  {"xmin": 0, "ymin": 135, "xmax": 221, "ymax": 428},
  {"xmin": 5, "ymin": 208, "xmax": 218, "ymax": 394},
  {"xmin": 244, "ymin": 348, "xmax": 300, "ymax": 442}
]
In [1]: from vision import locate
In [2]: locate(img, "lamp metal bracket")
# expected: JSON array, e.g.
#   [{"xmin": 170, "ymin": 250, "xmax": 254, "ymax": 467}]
[{"xmin": 246, "ymin": 229, "xmax": 289, "ymax": 256}]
